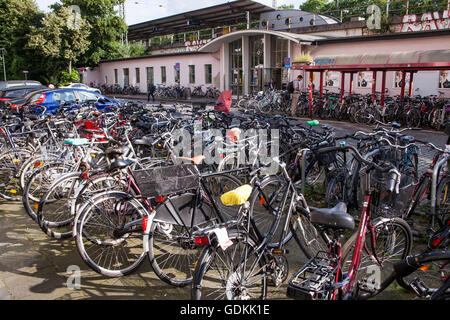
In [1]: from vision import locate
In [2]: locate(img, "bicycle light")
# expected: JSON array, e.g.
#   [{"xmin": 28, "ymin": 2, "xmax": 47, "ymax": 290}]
[{"xmin": 195, "ymin": 236, "xmax": 210, "ymax": 246}]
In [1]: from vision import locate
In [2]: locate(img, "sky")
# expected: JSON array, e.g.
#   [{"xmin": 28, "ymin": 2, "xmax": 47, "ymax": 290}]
[{"xmin": 35, "ymin": 0, "xmax": 307, "ymax": 25}]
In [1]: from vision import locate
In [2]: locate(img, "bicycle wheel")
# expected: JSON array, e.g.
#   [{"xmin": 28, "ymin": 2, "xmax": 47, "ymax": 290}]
[
  {"xmin": 22, "ymin": 161, "xmax": 73, "ymax": 221},
  {"xmin": 0, "ymin": 148, "xmax": 32, "ymax": 200},
  {"xmin": 37, "ymin": 172, "xmax": 83, "ymax": 239},
  {"xmin": 325, "ymin": 170, "xmax": 347, "ymax": 208},
  {"xmin": 75, "ymin": 191, "xmax": 147, "ymax": 277},
  {"xmin": 436, "ymin": 177, "xmax": 450, "ymax": 227},
  {"xmin": 341, "ymin": 217, "xmax": 413, "ymax": 299},
  {"xmin": 192, "ymin": 230, "xmax": 267, "ymax": 300},
  {"xmin": 290, "ymin": 208, "xmax": 328, "ymax": 260},
  {"xmin": 248, "ymin": 175, "xmax": 289, "ymax": 245}
]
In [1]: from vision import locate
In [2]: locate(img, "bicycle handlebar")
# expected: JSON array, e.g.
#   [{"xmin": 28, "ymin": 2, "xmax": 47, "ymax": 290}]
[{"xmin": 315, "ymin": 145, "xmax": 393, "ymax": 172}]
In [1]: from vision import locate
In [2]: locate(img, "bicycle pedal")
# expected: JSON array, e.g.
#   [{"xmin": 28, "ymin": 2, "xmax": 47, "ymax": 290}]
[{"xmin": 410, "ymin": 277, "xmax": 430, "ymax": 298}]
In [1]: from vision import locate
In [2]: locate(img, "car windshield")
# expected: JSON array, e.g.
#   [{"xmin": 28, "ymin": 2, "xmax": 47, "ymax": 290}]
[
  {"xmin": 4, "ymin": 89, "xmax": 27, "ymax": 98},
  {"xmin": 77, "ymin": 90, "xmax": 101, "ymax": 102}
]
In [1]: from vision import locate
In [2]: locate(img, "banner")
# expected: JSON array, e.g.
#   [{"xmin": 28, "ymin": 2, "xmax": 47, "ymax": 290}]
[{"xmin": 357, "ymin": 71, "xmax": 373, "ymax": 89}]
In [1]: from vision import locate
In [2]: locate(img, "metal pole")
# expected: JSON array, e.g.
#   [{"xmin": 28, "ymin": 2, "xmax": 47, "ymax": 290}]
[
  {"xmin": 1, "ymin": 48, "xmax": 6, "ymax": 82},
  {"xmin": 386, "ymin": 0, "xmax": 390, "ymax": 16}
]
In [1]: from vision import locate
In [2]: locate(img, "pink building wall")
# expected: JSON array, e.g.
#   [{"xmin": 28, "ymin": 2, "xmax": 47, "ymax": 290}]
[
  {"xmin": 304, "ymin": 35, "xmax": 450, "ymax": 98},
  {"xmin": 86, "ymin": 53, "xmax": 221, "ymax": 93}
]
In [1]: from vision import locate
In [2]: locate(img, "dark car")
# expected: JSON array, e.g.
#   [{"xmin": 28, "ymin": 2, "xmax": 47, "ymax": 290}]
[
  {"xmin": 0, "ymin": 85, "xmax": 48, "ymax": 107},
  {"xmin": 24, "ymin": 88, "xmax": 123, "ymax": 114},
  {"xmin": 0, "ymin": 80, "xmax": 42, "ymax": 90}
]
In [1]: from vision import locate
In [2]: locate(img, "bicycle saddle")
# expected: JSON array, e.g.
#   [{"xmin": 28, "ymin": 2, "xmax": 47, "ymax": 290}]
[
  {"xmin": 106, "ymin": 145, "xmax": 130, "ymax": 159},
  {"xmin": 133, "ymin": 136, "xmax": 155, "ymax": 146},
  {"xmin": 400, "ymin": 135, "xmax": 415, "ymax": 144},
  {"xmin": 309, "ymin": 202, "xmax": 355, "ymax": 231},
  {"xmin": 108, "ymin": 159, "xmax": 134, "ymax": 172},
  {"xmin": 220, "ymin": 185, "xmax": 253, "ymax": 206}
]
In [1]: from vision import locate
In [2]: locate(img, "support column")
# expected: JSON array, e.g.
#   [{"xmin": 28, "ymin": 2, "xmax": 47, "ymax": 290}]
[
  {"xmin": 401, "ymin": 70, "xmax": 406, "ymax": 103},
  {"xmin": 409, "ymin": 71, "xmax": 414, "ymax": 97},
  {"xmin": 372, "ymin": 71, "xmax": 377, "ymax": 104},
  {"xmin": 340, "ymin": 72, "xmax": 345, "ymax": 103},
  {"xmin": 242, "ymin": 35, "xmax": 250, "ymax": 95},
  {"xmin": 263, "ymin": 34, "xmax": 271, "ymax": 87},
  {"xmin": 308, "ymin": 72, "xmax": 314, "ymax": 117},
  {"xmin": 381, "ymin": 71, "xmax": 387, "ymax": 107},
  {"xmin": 319, "ymin": 71, "xmax": 324, "ymax": 98},
  {"xmin": 349, "ymin": 72, "xmax": 354, "ymax": 97},
  {"xmin": 221, "ymin": 43, "xmax": 230, "ymax": 91}
]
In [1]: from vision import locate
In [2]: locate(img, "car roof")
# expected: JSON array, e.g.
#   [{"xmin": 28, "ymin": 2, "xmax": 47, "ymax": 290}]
[{"xmin": 0, "ymin": 85, "xmax": 47, "ymax": 92}]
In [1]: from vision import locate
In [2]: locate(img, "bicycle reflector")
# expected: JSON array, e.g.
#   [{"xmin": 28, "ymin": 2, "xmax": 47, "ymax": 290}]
[
  {"xmin": 419, "ymin": 265, "xmax": 430, "ymax": 271},
  {"xmin": 195, "ymin": 236, "xmax": 210, "ymax": 246},
  {"xmin": 142, "ymin": 216, "xmax": 149, "ymax": 231},
  {"xmin": 431, "ymin": 237, "xmax": 442, "ymax": 247},
  {"xmin": 155, "ymin": 196, "xmax": 164, "ymax": 203}
]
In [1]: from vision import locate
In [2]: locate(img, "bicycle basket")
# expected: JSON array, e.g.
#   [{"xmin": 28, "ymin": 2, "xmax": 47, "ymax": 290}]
[
  {"xmin": 132, "ymin": 164, "xmax": 199, "ymax": 198},
  {"xmin": 358, "ymin": 166, "xmax": 408, "ymax": 218},
  {"xmin": 313, "ymin": 146, "xmax": 337, "ymax": 166}
]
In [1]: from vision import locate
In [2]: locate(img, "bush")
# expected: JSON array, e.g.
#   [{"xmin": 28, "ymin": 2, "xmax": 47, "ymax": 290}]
[{"xmin": 59, "ymin": 68, "xmax": 79, "ymax": 86}]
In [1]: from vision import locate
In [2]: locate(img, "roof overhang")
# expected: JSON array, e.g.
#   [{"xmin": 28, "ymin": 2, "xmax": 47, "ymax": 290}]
[
  {"xmin": 128, "ymin": 0, "xmax": 274, "ymax": 40},
  {"xmin": 198, "ymin": 29, "xmax": 325, "ymax": 53},
  {"xmin": 292, "ymin": 49, "xmax": 450, "ymax": 72}
]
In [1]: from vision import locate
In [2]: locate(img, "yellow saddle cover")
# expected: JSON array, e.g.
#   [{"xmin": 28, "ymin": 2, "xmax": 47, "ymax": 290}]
[{"xmin": 220, "ymin": 185, "xmax": 253, "ymax": 206}]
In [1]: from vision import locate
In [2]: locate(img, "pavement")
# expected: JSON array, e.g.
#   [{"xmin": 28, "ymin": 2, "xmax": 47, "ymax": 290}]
[{"xmin": 1, "ymin": 104, "xmax": 446, "ymax": 300}]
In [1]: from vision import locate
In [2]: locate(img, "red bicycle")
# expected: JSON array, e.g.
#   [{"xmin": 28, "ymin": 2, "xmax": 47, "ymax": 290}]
[{"xmin": 288, "ymin": 145, "xmax": 413, "ymax": 300}]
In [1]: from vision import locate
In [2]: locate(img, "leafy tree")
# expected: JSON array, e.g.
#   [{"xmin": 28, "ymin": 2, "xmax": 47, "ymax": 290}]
[
  {"xmin": 107, "ymin": 41, "xmax": 147, "ymax": 60},
  {"xmin": 54, "ymin": 0, "xmax": 128, "ymax": 67},
  {"xmin": 0, "ymin": 0, "xmax": 42, "ymax": 81},
  {"xmin": 27, "ymin": 7, "xmax": 90, "ymax": 77},
  {"xmin": 299, "ymin": 0, "xmax": 331, "ymax": 13}
]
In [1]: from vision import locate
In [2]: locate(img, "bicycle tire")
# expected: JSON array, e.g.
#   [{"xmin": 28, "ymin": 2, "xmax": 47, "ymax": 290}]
[{"xmin": 341, "ymin": 217, "xmax": 413, "ymax": 299}]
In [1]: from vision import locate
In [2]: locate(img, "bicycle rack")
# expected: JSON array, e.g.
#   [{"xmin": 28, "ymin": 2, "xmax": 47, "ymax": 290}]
[{"xmin": 287, "ymin": 251, "xmax": 338, "ymax": 300}]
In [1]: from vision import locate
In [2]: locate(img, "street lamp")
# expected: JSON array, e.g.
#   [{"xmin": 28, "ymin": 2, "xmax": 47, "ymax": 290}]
[{"xmin": 0, "ymin": 48, "xmax": 6, "ymax": 82}]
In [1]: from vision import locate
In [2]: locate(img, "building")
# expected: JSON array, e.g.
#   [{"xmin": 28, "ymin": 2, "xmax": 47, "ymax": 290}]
[{"xmin": 82, "ymin": 0, "xmax": 450, "ymax": 99}]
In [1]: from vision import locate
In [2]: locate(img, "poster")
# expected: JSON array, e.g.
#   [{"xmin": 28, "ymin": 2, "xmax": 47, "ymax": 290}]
[
  {"xmin": 439, "ymin": 70, "xmax": 450, "ymax": 89},
  {"xmin": 393, "ymin": 71, "xmax": 410, "ymax": 89},
  {"xmin": 324, "ymin": 70, "xmax": 340, "ymax": 87},
  {"xmin": 357, "ymin": 71, "xmax": 373, "ymax": 88}
]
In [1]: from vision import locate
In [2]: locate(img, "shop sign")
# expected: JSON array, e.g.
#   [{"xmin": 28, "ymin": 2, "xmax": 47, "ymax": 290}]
[
  {"xmin": 284, "ymin": 58, "xmax": 291, "ymax": 69},
  {"xmin": 400, "ymin": 10, "xmax": 450, "ymax": 33},
  {"xmin": 184, "ymin": 39, "xmax": 212, "ymax": 52}
]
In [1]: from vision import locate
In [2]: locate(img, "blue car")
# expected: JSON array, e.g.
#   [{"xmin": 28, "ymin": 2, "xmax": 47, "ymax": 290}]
[{"xmin": 24, "ymin": 88, "xmax": 123, "ymax": 114}]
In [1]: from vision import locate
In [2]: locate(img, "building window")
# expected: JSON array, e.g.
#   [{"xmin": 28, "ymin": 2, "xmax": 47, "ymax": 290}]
[
  {"xmin": 114, "ymin": 69, "xmax": 118, "ymax": 84},
  {"xmin": 205, "ymin": 64, "xmax": 212, "ymax": 84},
  {"xmin": 146, "ymin": 67, "xmax": 154, "ymax": 84},
  {"xmin": 123, "ymin": 68, "xmax": 129, "ymax": 87},
  {"xmin": 161, "ymin": 66, "xmax": 166, "ymax": 84},
  {"xmin": 105, "ymin": 76, "xmax": 107, "ymax": 84},
  {"xmin": 135, "ymin": 68, "xmax": 140, "ymax": 84},
  {"xmin": 175, "ymin": 69, "xmax": 180, "ymax": 83},
  {"xmin": 189, "ymin": 65, "xmax": 195, "ymax": 84}
]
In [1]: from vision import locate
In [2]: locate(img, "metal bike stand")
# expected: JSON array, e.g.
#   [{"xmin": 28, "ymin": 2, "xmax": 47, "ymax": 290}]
[
  {"xmin": 299, "ymin": 148, "xmax": 310, "ymax": 196},
  {"xmin": 430, "ymin": 154, "xmax": 449, "ymax": 228}
]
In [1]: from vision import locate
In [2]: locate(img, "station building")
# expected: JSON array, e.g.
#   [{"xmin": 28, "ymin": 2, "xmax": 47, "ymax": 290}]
[{"xmin": 82, "ymin": 0, "xmax": 450, "ymax": 100}]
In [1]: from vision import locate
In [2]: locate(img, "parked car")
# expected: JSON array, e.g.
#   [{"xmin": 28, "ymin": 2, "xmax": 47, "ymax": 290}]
[
  {"xmin": 0, "ymin": 80, "xmax": 43, "ymax": 90},
  {"xmin": 60, "ymin": 83, "xmax": 101, "ymax": 94},
  {"xmin": 24, "ymin": 88, "xmax": 123, "ymax": 113},
  {"xmin": 0, "ymin": 85, "xmax": 48, "ymax": 107}
]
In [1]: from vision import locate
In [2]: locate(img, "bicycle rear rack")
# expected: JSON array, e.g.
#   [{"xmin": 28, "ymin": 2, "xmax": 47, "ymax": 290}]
[{"xmin": 287, "ymin": 251, "xmax": 338, "ymax": 300}]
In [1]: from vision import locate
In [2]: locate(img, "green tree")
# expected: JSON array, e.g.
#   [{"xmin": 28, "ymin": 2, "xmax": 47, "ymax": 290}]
[
  {"xmin": 27, "ymin": 7, "xmax": 90, "ymax": 78},
  {"xmin": 278, "ymin": 4, "xmax": 295, "ymax": 9},
  {"xmin": 0, "ymin": 0, "xmax": 42, "ymax": 81},
  {"xmin": 107, "ymin": 41, "xmax": 147, "ymax": 59},
  {"xmin": 299, "ymin": 0, "xmax": 331, "ymax": 13},
  {"xmin": 54, "ymin": 0, "xmax": 128, "ymax": 67}
]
